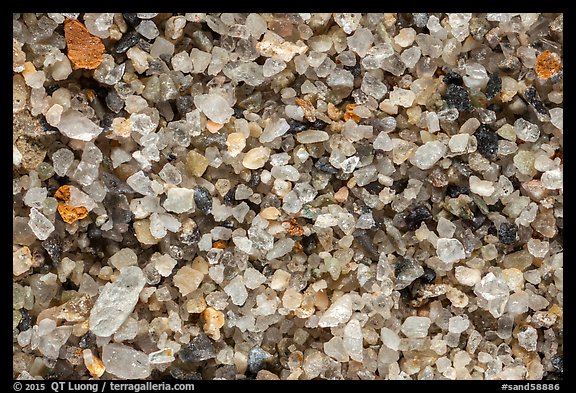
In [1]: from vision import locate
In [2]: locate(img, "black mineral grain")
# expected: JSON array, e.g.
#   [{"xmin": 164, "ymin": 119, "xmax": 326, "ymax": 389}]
[
  {"xmin": 178, "ymin": 333, "xmax": 216, "ymax": 363},
  {"xmin": 194, "ymin": 186, "xmax": 213, "ymax": 215},
  {"xmin": 498, "ymin": 222, "xmax": 518, "ymax": 245},
  {"xmin": 475, "ymin": 125, "xmax": 499, "ymax": 158},
  {"xmin": 485, "ymin": 73, "xmax": 502, "ymax": 100},
  {"xmin": 41, "ymin": 234, "xmax": 62, "ymax": 264},
  {"xmin": 445, "ymin": 84, "xmax": 473, "ymax": 112},
  {"xmin": 405, "ymin": 205, "xmax": 433, "ymax": 231},
  {"xmin": 114, "ymin": 30, "xmax": 142, "ymax": 54},
  {"xmin": 443, "ymin": 71, "xmax": 464, "ymax": 86}
]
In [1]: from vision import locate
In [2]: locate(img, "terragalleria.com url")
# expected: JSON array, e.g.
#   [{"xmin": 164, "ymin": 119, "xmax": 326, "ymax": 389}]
[{"xmin": 109, "ymin": 382, "xmax": 194, "ymax": 392}]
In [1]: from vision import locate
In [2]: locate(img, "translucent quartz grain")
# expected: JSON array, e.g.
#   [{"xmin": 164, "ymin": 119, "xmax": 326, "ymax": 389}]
[
  {"xmin": 295, "ymin": 130, "xmax": 329, "ymax": 144},
  {"xmin": 89, "ymin": 266, "xmax": 146, "ymax": 337},
  {"xmin": 102, "ymin": 343, "xmax": 150, "ymax": 379},
  {"xmin": 28, "ymin": 207, "xmax": 54, "ymax": 241},
  {"xmin": 13, "ymin": 246, "xmax": 34, "ymax": 276},
  {"xmin": 23, "ymin": 187, "xmax": 47, "ymax": 209},
  {"xmin": 448, "ymin": 316, "xmax": 470, "ymax": 334},
  {"xmin": 401, "ymin": 316, "xmax": 431, "ymax": 338},
  {"xmin": 343, "ymin": 319, "xmax": 364, "ymax": 362},
  {"xmin": 163, "ymin": 187, "xmax": 195, "ymax": 213},
  {"xmin": 223, "ymin": 276, "xmax": 248, "ymax": 306},
  {"xmin": 108, "ymin": 248, "xmax": 137, "ymax": 270},
  {"xmin": 380, "ymin": 327, "xmax": 401, "ymax": 350},
  {"xmin": 324, "ymin": 337, "xmax": 349, "ymax": 362},
  {"xmin": 347, "ymin": 28, "xmax": 374, "ymax": 57},
  {"xmin": 549, "ymin": 108, "xmax": 563, "ymax": 131},
  {"xmin": 474, "ymin": 272, "xmax": 510, "ymax": 318},
  {"xmin": 455, "ymin": 266, "xmax": 481, "ymax": 286},
  {"xmin": 514, "ymin": 118, "xmax": 540, "ymax": 142},
  {"xmin": 436, "ymin": 238, "xmax": 466, "ymax": 264},
  {"xmin": 469, "ymin": 176, "xmax": 495, "ymax": 197},
  {"xmin": 410, "ymin": 141, "xmax": 447, "ymax": 169},
  {"xmin": 193, "ymin": 94, "xmax": 234, "ymax": 124},
  {"xmin": 242, "ymin": 147, "xmax": 271, "ymax": 169},
  {"xmin": 56, "ymin": 109, "xmax": 103, "ymax": 141},
  {"xmin": 259, "ymin": 118, "xmax": 290, "ymax": 143},
  {"xmin": 318, "ymin": 294, "xmax": 353, "ymax": 327},
  {"xmin": 136, "ymin": 20, "xmax": 160, "ymax": 40}
]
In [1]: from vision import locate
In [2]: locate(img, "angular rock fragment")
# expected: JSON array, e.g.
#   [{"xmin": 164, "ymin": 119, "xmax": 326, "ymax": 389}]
[
  {"xmin": 64, "ymin": 18, "xmax": 106, "ymax": 69},
  {"xmin": 178, "ymin": 333, "xmax": 215, "ymax": 362}
]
